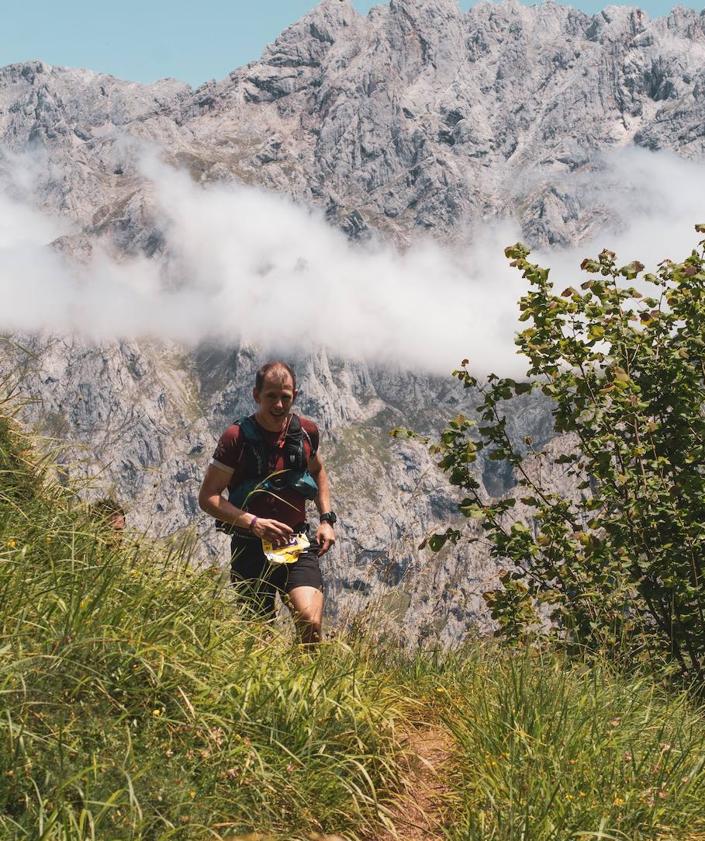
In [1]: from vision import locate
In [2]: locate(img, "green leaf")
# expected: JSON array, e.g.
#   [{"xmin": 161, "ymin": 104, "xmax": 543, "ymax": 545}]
[
  {"xmin": 428, "ymin": 534, "xmax": 449, "ymax": 552},
  {"xmin": 460, "ymin": 502, "xmax": 486, "ymax": 519},
  {"xmin": 619, "ymin": 261, "xmax": 645, "ymax": 279},
  {"xmin": 588, "ymin": 325, "xmax": 605, "ymax": 341}
]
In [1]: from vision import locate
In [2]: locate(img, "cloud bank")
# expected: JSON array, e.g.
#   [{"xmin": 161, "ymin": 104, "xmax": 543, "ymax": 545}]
[{"xmin": 1, "ymin": 146, "xmax": 704, "ymax": 376}]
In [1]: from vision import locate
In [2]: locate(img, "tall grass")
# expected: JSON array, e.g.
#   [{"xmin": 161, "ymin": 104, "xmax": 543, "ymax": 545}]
[
  {"xmin": 432, "ymin": 648, "xmax": 705, "ymax": 841},
  {"xmin": 0, "ymin": 413, "xmax": 405, "ymax": 840},
  {"xmin": 4, "ymin": 407, "xmax": 705, "ymax": 841}
]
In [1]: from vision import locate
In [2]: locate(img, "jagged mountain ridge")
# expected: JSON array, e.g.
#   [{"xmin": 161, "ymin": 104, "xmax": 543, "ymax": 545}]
[
  {"xmin": 3, "ymin": 0, "xmax": 705, "ymax": 243},
  {"xmin": 1, "ymin": 0, "xmax": 704, "ymax": 642}
]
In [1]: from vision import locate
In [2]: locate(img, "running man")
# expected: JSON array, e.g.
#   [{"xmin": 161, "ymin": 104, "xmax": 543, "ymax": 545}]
[{"xmin": 198, "ymin": 361, "xmax": 336, "ymax": 644}]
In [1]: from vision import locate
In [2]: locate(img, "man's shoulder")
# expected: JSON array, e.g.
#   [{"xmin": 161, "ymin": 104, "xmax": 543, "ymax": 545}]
[
  {"xmin": 219, "ymin": 423, "xmax": 240, "ymax": 444},
  {"xmin": 212, "ymin": 418, "xmax": 253, "ymax": 470},
  {"xmin": 297, "ymin": 415, "xmax": 319, "ymax": 437},
  {"xmin": 223, "ymin": 414, "xmax": 256, "ymax": 436},
  {"xmin": 216, "ymin": 415, "xmax": 256, "ymax": 449},
  {"xmin": 296, "ymin": 415, "xmax": 320, "ymax": 455}
]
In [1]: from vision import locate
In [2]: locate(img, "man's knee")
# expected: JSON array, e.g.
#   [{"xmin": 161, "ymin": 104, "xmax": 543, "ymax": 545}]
[
  {"xmin": 289, "ymin": 602, "xmax": 323, "ymax": 638},
  {"xmin": 286, "ymin": 586, "xmax": 324, "ymax": 643},
  {"xmin": 292, "ymin": 605, "xmax": 322, "ymax": 629}
]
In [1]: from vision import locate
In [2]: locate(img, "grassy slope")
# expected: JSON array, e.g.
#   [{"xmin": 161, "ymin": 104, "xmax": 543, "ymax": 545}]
[
  {"xmin": 0, "ymin": 412, "xmax": 405, "ymax": 840},
  {"xmin": 2, "ymin": 409, "xmax": 705, "ymax": 840},
  {"xmin": 437, "ymin": 652, "xmax": 705, "ymax": 840}
]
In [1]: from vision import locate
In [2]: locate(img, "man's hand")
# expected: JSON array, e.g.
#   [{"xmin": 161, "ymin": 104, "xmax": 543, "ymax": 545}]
[
  {"xmin": 251, "ymin": 517, "xmax": 293, "ymax": 547},
  {"xmin": 316, "ymin": 522, "xmax": 336, "ymax": 557}
]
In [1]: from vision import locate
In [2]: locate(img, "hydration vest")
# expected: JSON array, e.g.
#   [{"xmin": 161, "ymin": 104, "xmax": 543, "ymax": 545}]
[{"xmin": 226, "ymin": 414, "xmax": 318, "ymax": 511}]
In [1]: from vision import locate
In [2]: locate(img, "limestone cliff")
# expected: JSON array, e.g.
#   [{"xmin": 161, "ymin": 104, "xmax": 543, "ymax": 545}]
[{"xmin": 1, "ymin": 0, "xmax": 704, "ymax": 642}]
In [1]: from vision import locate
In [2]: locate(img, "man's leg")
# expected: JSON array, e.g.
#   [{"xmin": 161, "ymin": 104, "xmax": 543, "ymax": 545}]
[
  {"xmin": 230, "ymin": 537, "xmax": 278, "ymax": 620},
  {"xmin": 286, "ymin": 586, "xmax": 324, "ymax": 645}
]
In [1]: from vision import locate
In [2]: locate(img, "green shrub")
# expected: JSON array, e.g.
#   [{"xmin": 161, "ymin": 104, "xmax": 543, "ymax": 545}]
[{"xmin": 413, "ymin": 226, "xmax": 705, "ymax": 682}]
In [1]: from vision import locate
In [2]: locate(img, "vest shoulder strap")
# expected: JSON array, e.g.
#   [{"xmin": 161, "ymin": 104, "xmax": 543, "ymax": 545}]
[
  {"xmin": 234, "ymin": 415, "xmax": 262, "ymax": 443},
  {"xmin": 232, "ymin": 414, "xmax": 305, "ymax": 438},
  {"xmin": 230, "ymin": 414, "xmax": 310, "ymax": 478},
  {"xmin": 288, "ymin": 414, "xmax": 313, "ymax": 449}
]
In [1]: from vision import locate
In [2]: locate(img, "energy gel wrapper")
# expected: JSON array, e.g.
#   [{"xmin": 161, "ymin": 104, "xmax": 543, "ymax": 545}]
[{"xmin": 262, "ymin": 533, "xmax": 310, "ymax": 565}]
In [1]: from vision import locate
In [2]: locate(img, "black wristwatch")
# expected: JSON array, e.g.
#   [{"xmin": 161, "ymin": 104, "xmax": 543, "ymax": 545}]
[{"xmin": 320, "ymin": 511, "xmax": 337, "ymax": 526}]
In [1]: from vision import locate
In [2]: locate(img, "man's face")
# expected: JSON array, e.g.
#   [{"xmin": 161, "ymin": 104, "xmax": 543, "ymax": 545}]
[{"xmin": 253, "ymin": 370, "xmax": 297, "ymax": 426}]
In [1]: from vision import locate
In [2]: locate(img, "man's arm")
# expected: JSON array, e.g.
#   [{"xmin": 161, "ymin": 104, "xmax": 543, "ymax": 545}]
[
  {"xmin": 198, "ymin": 465, "xmax": 293, "ymax": 545},
  {"xmin": 308, "ymin": 453, "xmax": 335, "ymax": 556}
]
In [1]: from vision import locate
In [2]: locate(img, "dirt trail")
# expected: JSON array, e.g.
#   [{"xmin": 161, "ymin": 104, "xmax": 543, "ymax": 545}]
[
  {"xmin": 376, "ymin": 724, "xmax": 454, "ymax": 841},
  {"xmin": 231, "ymin": 726, "xmax": 455, "ymax": 841}
]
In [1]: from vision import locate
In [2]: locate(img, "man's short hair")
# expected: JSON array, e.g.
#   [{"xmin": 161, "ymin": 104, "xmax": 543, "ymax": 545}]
[{"xmin": 255, "ymin": 361, "xmax": 297, "ymax": 392}]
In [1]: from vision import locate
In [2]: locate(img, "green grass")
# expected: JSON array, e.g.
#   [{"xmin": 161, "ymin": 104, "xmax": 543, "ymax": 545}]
[
  {"xmin": 428, "ymin": 649, "xmax": 705, "ymax": 841},
  {"xmin": 3, "ymin": 407, "xmax": 705, "ymax": 840},
  {"xmin": 0, "ymin": 412, "xmax": 406, "ymax": 840}
]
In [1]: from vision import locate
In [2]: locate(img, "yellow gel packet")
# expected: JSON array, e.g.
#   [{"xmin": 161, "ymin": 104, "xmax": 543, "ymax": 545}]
[{"xmin": 262, "ymin": 532, "xmax": 310, "ymax": 565}]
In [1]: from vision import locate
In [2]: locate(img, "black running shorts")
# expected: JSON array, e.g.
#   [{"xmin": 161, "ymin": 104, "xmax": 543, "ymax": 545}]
[{"xmin": 230, "ymin": 525, "xmax": 323, "ymax": 620}]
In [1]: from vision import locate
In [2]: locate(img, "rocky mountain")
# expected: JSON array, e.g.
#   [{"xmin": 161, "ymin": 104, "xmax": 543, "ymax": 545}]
[{"xmin": 1, "ymin": 0, "xmax": 704, "ymax": 643}]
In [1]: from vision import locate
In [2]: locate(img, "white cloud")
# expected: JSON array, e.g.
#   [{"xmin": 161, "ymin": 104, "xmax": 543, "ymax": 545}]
[
  {"xmin": 140, "ymin": 152, "xmax": 525, "ymax": 374},
  {"xmin": 540, "ymin": 147, "xmax": 705, "ymax": 276},
  {"xmin": 1, "ymin": 145, "xmax": 704, "ymax": 376}
]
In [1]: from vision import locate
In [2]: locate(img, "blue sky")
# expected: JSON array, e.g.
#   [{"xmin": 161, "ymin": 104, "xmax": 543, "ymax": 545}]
[{"xmin": 1, "ymin": 0, "xmax": 699, "ymax": 88}]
